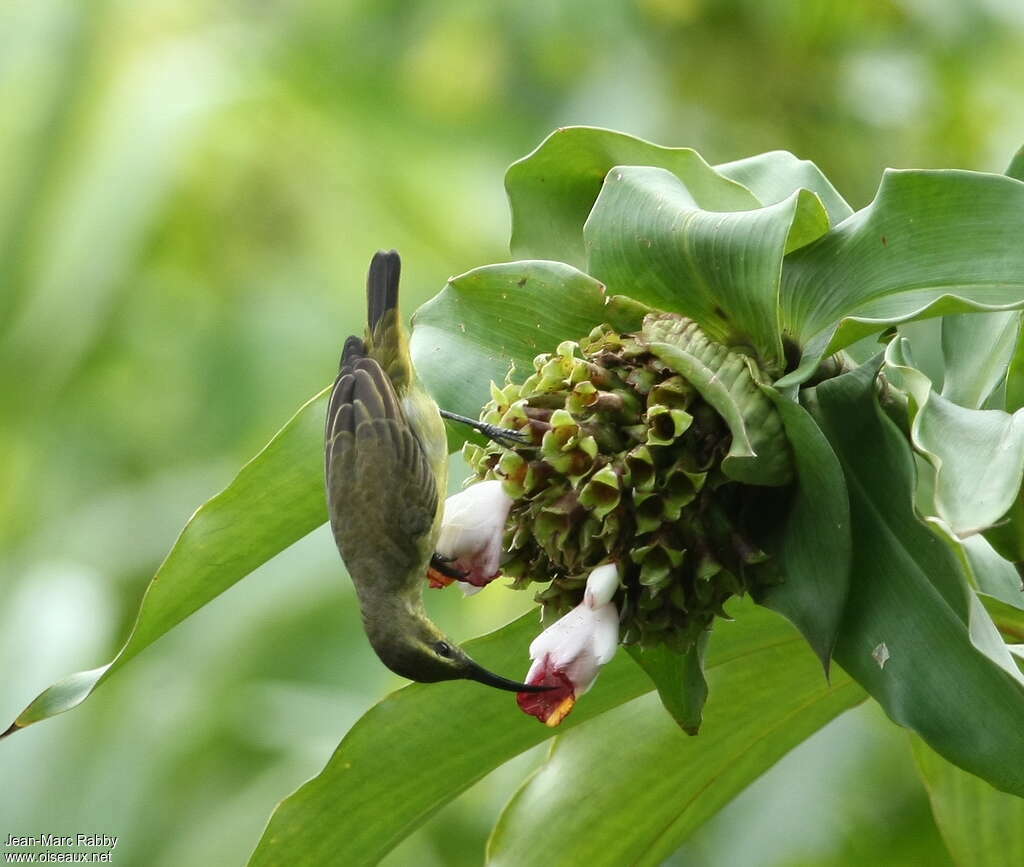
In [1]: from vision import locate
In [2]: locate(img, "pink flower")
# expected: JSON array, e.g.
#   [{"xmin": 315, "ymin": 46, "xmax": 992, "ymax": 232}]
[
  {"xmin": 434, "ymin": 480, "xmax": 513, "ymax": 589},
  {"xmin": 517, "ymin": 563, "xmax": 620, "ymax": 726}
]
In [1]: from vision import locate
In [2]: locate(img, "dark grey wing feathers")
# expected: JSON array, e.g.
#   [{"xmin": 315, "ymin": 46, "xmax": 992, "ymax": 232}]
[
  {"xmin": 352, "ymin": 368, "xmax": 386, "ymax": 421},
  {"xmin": 325, "ymin": 339, "xmax": 438, "ymax": 581},
  {"xmin": 325, "ymin": 336, "xmax": 363, "ymax": 447}
]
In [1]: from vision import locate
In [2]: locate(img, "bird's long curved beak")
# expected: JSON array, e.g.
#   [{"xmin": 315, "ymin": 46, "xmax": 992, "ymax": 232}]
[{"xmin": 464, "ymin": 657, "xmax": 554, "ymax": 693}]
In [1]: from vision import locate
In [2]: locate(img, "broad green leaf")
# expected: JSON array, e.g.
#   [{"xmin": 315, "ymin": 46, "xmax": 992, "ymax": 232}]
[
  {"xmin": 488, "ymin": 608, "xmax": 864, "ymax": 867},
  {"xmin": 715, "ymin": 149, "xmax": 854, "ymax": 231},
  {"xmin": 913, "ymin": 737, "xmax": 1024, "ymax": 867},
  {"xmin": 804, "ymin": 361, "xmax": 1024, "ymax": 795},
  {"xmin": 2, "ymin": 388, "xmax": 330, "ymax": 738},
  {"xmin": 249, "ymin": 614, "xmax": 648, "ymax": 867},
  {"xmin": 779, "ymin": 170, "xmax": 1024, "ymax": 386},
  {"xmin": 627, "ymin": 629, "xmax": 710, "ymax": 735},
  {"xmin": 885, "ymin": 337, "xmax": 1024, "ymax": 537},
  {"xmin": 409, "ymin": 261, "xmax": 608, "ymax": 437},
  {"xmin": 941, "ymin": 312, "xmax": 1020, "ymax": 409},
  {"xmin": 248, "ymin": 596, "xmax": 816, "ymax": 866},
  {"xmin": 756, "ymin": 391, "xmax": 851, "ymax": 670},
  {"xmin": 585, "ymin": 165, "xmax": 828, "ymax": 371},
  {"xmin": 506, "ymin": 126, "xmax": 758, "ymax": 267}
]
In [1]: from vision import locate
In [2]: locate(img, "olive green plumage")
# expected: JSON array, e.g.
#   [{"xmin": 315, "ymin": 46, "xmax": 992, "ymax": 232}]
[{"xmin": 324, "ymin": 251, "xmax": 544, "ymax": 693}]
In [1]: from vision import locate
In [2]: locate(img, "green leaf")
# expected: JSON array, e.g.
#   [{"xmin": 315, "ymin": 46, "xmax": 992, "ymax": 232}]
[
  {"xmin": 409, "ymin": 261, "xmax": 608, "ymax": 439},
  {"xmin": 1007, "ymin": 145, "xmax": 1024, "ymax": 183},
  {"xmin": 248, "ymin": 597, "xmax": 826, "ymax": 866},
  {"xmin": 1005, "ymin": 324, "xmax": 1024, "ymax": 414},
  {"xmin": 506, "ymin": 126, "xmax": 758, "ymax": 267},
  {"xmin": 779, "ymin": 170, "xmax": 1024, "ymax": 386},
  {"xmin": 248, "ymin": 614, "xmax": 648, "ymax": 867},
  {"xmin": 962, "ymin": 535, "xmax": 1024, "ymax": 612},
  {"xmin": 910, "ymin": 488, "xmax": 1024, "ymax": 680},
  {"xmin": 1001, "ymin": 153, "xmax": 1024, "ymax": 412},
  {"xmin": 714, "ymin": 149, "xmax": 854, "ymax": 231},
  {"xmin": 981, "ymin": 593, "xmax": 1024, "ymax": 644},
  {"xmin": 488, "ymin": 606, "xmax": 864, "ymax": 867},
  {"xmin": 642, "ymin": 326, "xmax": 794, "ymax": 486},
  {"xmin": 920, "ymin": 523, "xmax": 1024, "ymax": 683},
  {"xmin": 913, "ymin": 737, "xmax": 1024, "ymax": 867},
  {"xmin": 983, "ymin": 494, "xmax": 1024, "ymax": 570},
  {"xmin": 756, "ymin": 391, "xmax": 851, "ymax": 670},
  {"xmin": 885, "ymin": 337, "xmax": 1024, "ymax": 537},
  {"xmin": 627, "ymin": 629, "xmax": 710, "ymax": 735},
  {"xmin": 3, "ymin": 388, "xmax": 330, "ymax": 738},
  {"xmin": 804, "ymin": 361, "xmax": 1024, "ymax": 795},
  {"xmin": 585, "ymin": 165, "xmax": 828, "ymax": 371},
  {"xmin": 941, "ymin": 312, "xmax": 1021, "ymax": 409},
  {"xmin": 604, "ymin": 294, "xmax": 655, "ymax": 333}
]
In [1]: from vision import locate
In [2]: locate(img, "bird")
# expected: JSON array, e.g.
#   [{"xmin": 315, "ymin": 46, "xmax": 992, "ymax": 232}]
[{"xmin": 324, "ymin": 250, "xmax": 548, "ymax": 692}]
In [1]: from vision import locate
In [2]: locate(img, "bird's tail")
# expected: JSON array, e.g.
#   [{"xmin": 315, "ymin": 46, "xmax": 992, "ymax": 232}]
[
  {"xmin": 367, "ymin": 249, "xmax": 401, "ymax": 333},
  {"xmin": 363, "ymin": 249, "xmax": 411, "ymax": 391}
]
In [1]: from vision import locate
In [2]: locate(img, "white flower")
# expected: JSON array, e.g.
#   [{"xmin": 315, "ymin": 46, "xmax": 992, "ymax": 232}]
[
  {"xmin": 434, "ymin": 480, "xmax": 513, "ymax": 588},
  {"xmin": 516, "ymin": 563, "xmax": 621, "ymax": 726}
]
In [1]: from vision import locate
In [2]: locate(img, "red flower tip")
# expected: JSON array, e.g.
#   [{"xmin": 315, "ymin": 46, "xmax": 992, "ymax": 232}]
[
  {"xmin": 426, "ymin": 567, "xmax": 455, "ymax": 590},
  {"xmin": 516, "ymin": 664, "xmax": 576, "ymax": 727}
]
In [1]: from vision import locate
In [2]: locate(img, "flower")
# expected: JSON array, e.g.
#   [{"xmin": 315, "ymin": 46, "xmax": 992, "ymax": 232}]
[
  {"xmin": 432, "ymin": 480, "xmax": 513, "ymax": 589},
  {"xmin": 516, "ymin": 563, "xmax": 620, "ymax": 726},
  {"xmin": 466, "ymin": 314, "xmax": 789, "ymax": 654}
]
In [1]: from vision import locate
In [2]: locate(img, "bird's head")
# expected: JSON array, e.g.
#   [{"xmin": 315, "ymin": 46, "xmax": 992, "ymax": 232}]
[{"xmin": 367, "ymin": 609, "xmax": 551, "ymax": 693}]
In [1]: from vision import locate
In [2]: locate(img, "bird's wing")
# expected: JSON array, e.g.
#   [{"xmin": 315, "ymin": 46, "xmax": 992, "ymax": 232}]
[{"xmin": 325, "ymin": 336, "xmax": 439, "ymax": 584}]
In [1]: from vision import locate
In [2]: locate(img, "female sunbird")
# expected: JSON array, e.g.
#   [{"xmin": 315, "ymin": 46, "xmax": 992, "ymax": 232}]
[{"xmin": 325, "ymin": 250, "xmax": 547, "ymax": 693}]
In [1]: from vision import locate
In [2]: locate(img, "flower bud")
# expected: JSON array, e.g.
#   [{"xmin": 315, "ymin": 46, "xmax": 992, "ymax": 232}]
[
  {"xmin": 435, "ymin": 480, "xmax": 513, "ymax": 588},
  {"xmin": 584, "ymin": 562, "xmax": 620, "ymax": 608},
  {"xmin": 516, "ymin": 563, "xmax": 621, "ymax": 726}
]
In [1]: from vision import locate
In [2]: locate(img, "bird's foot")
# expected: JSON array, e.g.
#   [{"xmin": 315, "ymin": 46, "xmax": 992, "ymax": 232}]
[
  {"xmin": 481, "ymin": 422, "xmax": 530, "ymax": 448},
  {"xmin": 438, "ymin": 409, "xmax": 530, "ymax": 448}
]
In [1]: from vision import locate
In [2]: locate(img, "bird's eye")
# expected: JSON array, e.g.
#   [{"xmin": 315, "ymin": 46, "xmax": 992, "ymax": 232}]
[{"xmin": 435, "ymin": 641, "xmax": 453, "ymax": 658}]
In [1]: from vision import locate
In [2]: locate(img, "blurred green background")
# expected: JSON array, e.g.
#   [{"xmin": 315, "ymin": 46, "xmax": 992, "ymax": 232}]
[{"xmin": 1, "ymin": 0, "xmax": 1021, "ymax": 863}]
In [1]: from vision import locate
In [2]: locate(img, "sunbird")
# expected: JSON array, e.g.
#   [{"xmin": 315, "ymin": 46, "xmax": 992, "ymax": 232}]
[{"xmin": 325, "ymin": 250, "xmax": 547, "ymax": 693}]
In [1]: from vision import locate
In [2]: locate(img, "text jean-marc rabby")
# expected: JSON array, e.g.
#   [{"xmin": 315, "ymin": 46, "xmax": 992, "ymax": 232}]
[{"xmin": 3, "ymin": 839, "xmax": 116, "ymax": 851}]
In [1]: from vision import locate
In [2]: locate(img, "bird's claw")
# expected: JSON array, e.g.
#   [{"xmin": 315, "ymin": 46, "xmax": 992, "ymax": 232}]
[
  {"xmin": 438, "ymin": 408, "xmax": 530, "ymax": 448},
  {"xmin": 485, "ymin": 425, "xmax": 530, "ymax": 448}
]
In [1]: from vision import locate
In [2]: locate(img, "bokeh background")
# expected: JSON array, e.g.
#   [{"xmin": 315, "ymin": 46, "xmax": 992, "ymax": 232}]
[{"xmin": 2, "ymin": 0, "xmax": 1022, "ymax": 863}]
